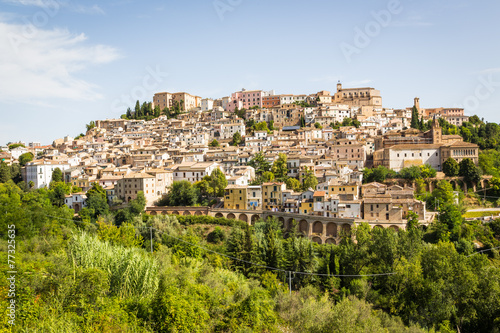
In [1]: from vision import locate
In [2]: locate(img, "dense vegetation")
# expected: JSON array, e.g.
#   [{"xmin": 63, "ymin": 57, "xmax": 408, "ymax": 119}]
[
  {"xmin": 1, "ymin": 176, "xmax": 500, "ymax": 332},
  {"xmin": 362, "ymin": 164, "xmax": 437, "ymax": 184},
  {"xmin": 119, "ymin": 99, "xmax": 184, "ymax": 121}
]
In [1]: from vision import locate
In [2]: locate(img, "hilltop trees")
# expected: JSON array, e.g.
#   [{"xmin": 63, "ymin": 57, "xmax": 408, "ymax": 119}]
[{"xmin": 122, "ymin": 100, "xmax": 159, "ymax": 120}]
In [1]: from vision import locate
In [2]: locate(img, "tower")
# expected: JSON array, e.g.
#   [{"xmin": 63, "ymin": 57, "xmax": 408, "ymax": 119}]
[
  {"xmin": 414, "ymin": 97, "xmax": 420, "ymax": 112},
  {"xmin": 431, "ymin": 114, "xmax": 442, "ymax": 144},
  {"xmin": 337, "ymin": 81, "xmax": 342, "ymax": 92}
]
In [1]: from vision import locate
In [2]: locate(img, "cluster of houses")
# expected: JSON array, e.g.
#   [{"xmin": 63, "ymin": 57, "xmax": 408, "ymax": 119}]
[{"xmin": 1, "ymin": 83, "xmax": 478, "ymax": 227}]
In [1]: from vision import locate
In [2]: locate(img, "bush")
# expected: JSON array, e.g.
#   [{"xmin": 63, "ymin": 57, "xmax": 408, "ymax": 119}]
[
  {"xmin": 207, "ymin": 226, "xmax": 226, "ymax": 243},
  {"xmin": 175, "ymin": 215, "xmax": 247, "ymax": 228}
]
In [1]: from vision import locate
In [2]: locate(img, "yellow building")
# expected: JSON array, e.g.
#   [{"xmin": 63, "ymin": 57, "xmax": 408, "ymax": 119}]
[
  {"xmin": 262, "ymin": 182, "xmax": 286, "ymax": 210},
  {"xmin": 224, "ymin": 185, "xmax": 248, "ymax": 210},
  {"xmin": 328, "ymin": 183, "xmax": 360, "ymax": 199},
  {"xmin": 299, "ymin": 199, "xmax": 313, "ymax": 214}
]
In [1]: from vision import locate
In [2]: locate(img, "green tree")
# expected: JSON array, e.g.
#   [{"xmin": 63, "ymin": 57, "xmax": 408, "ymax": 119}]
[
  {"xmin": 85, "ymin": 120, "xmax": 96, "ymax": 132},
  {"xmin": 254, "ymin": 121, "xmax": 270, "ymax": 133},
  {"xmin": 363, "ymin": 165, "xmax": 393, "ymax": 183},
  {"xmin": 209, "ymin": 139, "xmax": 220, "ymax": 147},
  {"xmin": 261, "ymin": 171, "xmax": 275, "ymax": 183},
  {"xmin": 314, "ymin": 122, "xmax": 323, "ymax": 129},
  {"xmin": 268, "ymin": 120, "xmax": 275, "ymax": 130},
  {"xmin": 430, "ymin": 180, "xmax": 456, "ymax": 210},
  {"xmin": 129, "ymin": 191, "xmax": 146, "ymax": 215},
  {"xmin": 49, "ymin": 182, "xmax": 69, "ymax": 207},
  {"xmin": 300, "ymin": 116, "xmax": 306, "ymax": 127},
  {"xmin": 153, "ymin": 105, "xmax": 161, "ymax": 118},
  {"xmin": 51, "ymin": 167, "xmax": 63, "ymax": 183},
  {"xmin": 411, "ymin": 105, "xmax": 419, "ymax": 129},
  {"xmin": 443, "ymin": 157, "xmax": 459, "ymax": 177},
  {"xmin": 0, "ymin": 162, "xmax": 11, "ymax": 183},
  {"xmin": 302, "ymin": 170, "xmax": 318, "ymax": 191},
  {"xmin": 134, "ymin": 100, "xmax": 142, "ymax": 118},
  {"xmin": 209, "ymin": 168, "xmax": 227, "ymax": 198},
  {"xmin": 161, "ymin": 180, "xmax": 198, "ymax": 206},
  {"xmin": 286, "ymin": 178, "xmax": 302, "ymax": 192},
  {"xmin": 459, "ymin": 158, "xmax": 481, "ymax": 186},
  {"xmin": 420, "ymin": 164, "xmax": 437, "ymax": 178},
  {"xmin": 125, "ymin": 107, "xmax": 132, "ymax": 119},
  {"xmin": 248, "ymin": 152, "xmax": 271, "ymax": 176},
  {"xmin": 398, "ymin": 166, "xmax": 422, "ymax": 180},
  {"xmin": 18, "ymin": 152, "xmax": 34, "ymax": 166},
  {"xmin": 80, "ymin": 183, "xmax": 109, "ymax": 220},
  {"xmin": 271, "ymin": 153, "xmax": 288, "ymax": 181},
  {"xmin": 342, "ymin": 117, "xmax": 353, "ymax": 127},
  {"xmin": 8, "ymin": 143, "xmax": 25, "ymax": 150},
  {"xmin": 436, "ymin": 203, "xmax": 464, "ymax": 241},
  {"xmin": 151, "ymin": 278, "xmax": 209, "ymax": 333},
  {"xmin": 232, "ymin": 131, "xmax": 242, "ymax": 146}
]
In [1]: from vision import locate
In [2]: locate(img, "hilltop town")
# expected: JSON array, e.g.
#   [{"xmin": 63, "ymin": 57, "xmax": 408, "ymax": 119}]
[{"xmin": 1, "ymin": 83, "xmax": 481, "ymax": 244}]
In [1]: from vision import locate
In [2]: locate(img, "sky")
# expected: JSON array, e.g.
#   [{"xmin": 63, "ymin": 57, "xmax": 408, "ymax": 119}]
[{"xmin": 0, "ymin": 0, "xmax": 499, "ymax": 145}]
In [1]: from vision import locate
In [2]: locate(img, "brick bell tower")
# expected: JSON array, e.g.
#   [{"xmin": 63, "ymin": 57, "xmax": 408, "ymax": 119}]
[{"xmin": 431, "ymin": 114, "xmax": 442, "ymax": 144}]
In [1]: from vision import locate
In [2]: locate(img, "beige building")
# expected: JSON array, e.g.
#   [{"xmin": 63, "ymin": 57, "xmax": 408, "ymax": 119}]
[
  {"xmin": 153, "ymin": 92, "xmax": 172, "ymax": 111},
  {"xmin": 333, "ymin": 82, "xmax": 382, "ymax": 107},
  {"xmin": 362, "ymin": 183, "xmax": 426, "ymax": 223},
  {"xmin": 412, "ymin": 97, "xmax": 468, "ymax": 126},
  {"xmin": 373, "ymin": 117, "xmax": 479, "ymax": 171},
  {"xmin": 153, "ymin": 92, "xmax": 201, "ymax": 111},
  {"xmin": 115, "ymin": 171, "xmax": 157, "ymax": 205}
]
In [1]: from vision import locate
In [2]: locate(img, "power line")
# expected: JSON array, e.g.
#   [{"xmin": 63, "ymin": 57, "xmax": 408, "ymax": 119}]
[
  {"xmin": 466, "ymin": 246, "xmax": 500, "ymax": 257},
  {"xmin": 37, "ymin": 212, "xmax": 500, "ymax": 292},
  {"xmin": 42, "ymin": 212, "xmax": 395, "ymax": 278}
]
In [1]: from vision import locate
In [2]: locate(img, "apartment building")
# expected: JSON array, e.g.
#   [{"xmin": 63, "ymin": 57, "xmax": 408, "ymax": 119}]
[
  {"xmin": 262, "ymin": 182, "xmax": 286, "ymax": 211},
  {"xmin": 172, "ymin": 162, "xmax": 222, "ymax": 183},
  {"xmin": 227, "ymin": 89, "xmax": 275, "ymax": 112},
  {"xmin": 23, "ymin": 160, "xmax": 71, "ymax": 189},
  {"xmin": 115, "ymin": 171, "xmax": 160, "ymax": 205}
]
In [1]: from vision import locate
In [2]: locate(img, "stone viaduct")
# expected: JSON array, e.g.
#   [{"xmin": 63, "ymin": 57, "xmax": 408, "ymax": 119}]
[{"xmin": 145, "ymin": 207, "xmax": 411, "ymax": 245}]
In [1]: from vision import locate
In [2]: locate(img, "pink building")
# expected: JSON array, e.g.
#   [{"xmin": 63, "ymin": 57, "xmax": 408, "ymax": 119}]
[{"xmin": 227, "ymin": 89, "xmax": 275, "ymax": 112}]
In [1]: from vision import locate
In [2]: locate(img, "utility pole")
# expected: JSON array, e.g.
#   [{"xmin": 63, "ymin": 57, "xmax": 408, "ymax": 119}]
[
  {"xmin": 150, "ymin": 227, "xmax": 153, "ymax": 253},
  {"xmin": 288, "ymin": 271, "xmax": 292, "ymax": 295}
]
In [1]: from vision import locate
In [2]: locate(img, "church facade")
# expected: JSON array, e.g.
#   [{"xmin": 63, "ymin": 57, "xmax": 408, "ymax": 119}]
[{"xmin": 373, "ymin": 118, "xmax": 478, "ymax": 171}]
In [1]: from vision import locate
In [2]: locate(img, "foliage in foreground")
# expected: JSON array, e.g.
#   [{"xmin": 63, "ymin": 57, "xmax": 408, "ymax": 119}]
[{"xmin": 1, "ymin": 179, "xmax": 500, "ymax": 332}]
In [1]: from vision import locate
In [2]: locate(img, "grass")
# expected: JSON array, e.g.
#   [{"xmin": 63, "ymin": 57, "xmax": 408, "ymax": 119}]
[
  {"xmin": 68, "ymin": 232, "xmax": 160, "ymax": 299},
  {"xmin": 463, "ymin": 210, "xmax": 500, "ymax": 218}
]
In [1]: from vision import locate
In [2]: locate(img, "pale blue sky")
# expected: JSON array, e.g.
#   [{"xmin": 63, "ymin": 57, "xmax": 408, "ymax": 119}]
[{"xmin": 1, "ymin": 0, "xmax": 499, "ymax": 144}]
